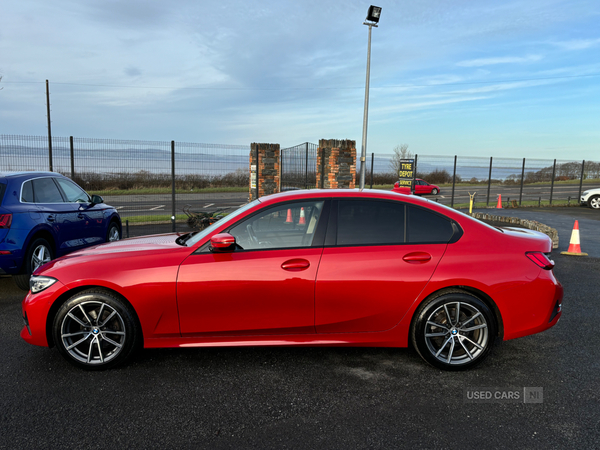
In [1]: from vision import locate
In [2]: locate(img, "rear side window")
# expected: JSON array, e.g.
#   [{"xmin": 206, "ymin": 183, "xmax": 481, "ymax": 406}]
[
  {"xmin": 407, "ymin": 206, "xmax": 454, "ymax": 243},
  {"xmin": 32, "ymin": 178, "xmax": 64, "ymax": 203},
  {"xmin": 21, "ymin": 181, "xmax": 34, "ymax": 203},
  {"xmin": 337, "ymin": 200, "xmax": 405, "ymax": 246}
]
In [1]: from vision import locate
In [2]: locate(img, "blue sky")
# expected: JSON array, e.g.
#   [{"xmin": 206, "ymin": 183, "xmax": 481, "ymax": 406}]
[{"xmin": 1, "ymin": 0, "xmax": 599, "ymax": 159}]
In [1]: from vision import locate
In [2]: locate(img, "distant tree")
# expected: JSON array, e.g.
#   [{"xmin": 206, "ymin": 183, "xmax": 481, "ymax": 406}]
[
  {"xmin": 389, "ymin": 144, "xmax": 412, "ymax": 176},
  {"xmin": 0, "ymin": 76, "xmax": 3, "ymax": 90}
]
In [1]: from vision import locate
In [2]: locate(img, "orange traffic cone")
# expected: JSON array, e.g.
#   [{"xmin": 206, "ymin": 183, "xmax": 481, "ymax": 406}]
[
  {"xmin": 298, "ymin": 207, "xmax": 306, "ymax": 225},
  {"xmin": 285, "ymin": 208, "xmax": 293, "ymax": 223},
  {"xmin": 496, "ymin": 194, "xmax": 503, "ymax": 209},
  {"xmin": 561, "ymin": 220, "xmax": 588, "ymax": 256}
]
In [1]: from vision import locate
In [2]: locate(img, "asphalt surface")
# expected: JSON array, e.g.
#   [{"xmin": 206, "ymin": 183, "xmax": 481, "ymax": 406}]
[
  {"xmin": 102, "ymin": 183, "xmax": 600, "ymax": 219},
  {"xmin": 1, "ymin": 250, "xmax": 599, "ymax": 448}
]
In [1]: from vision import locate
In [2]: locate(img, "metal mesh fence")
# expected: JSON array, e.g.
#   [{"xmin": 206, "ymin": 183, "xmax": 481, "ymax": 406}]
[
  {"xmin": 281, "ymin": 142, "xmax": 317, "ymax": 190},
  {"xmin": 0, "ymin": 135, "xmax": 250, "ymax": 236},
  {"xmin": 2, "ymin": 134, "xmax": 599, "ymax": 238},
  {"xmin": 370, "ymin": 152, "xmax": 600, "ymax": 208}
]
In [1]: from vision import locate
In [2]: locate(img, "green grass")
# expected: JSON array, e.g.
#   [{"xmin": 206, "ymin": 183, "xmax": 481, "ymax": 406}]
[
  {"xmin": 90, "ymin": 186, "xmax": 248, "ymax": 196},
  {"xmin": 122, "ymin": 214, "xmax": 189, "ymax": 224}
]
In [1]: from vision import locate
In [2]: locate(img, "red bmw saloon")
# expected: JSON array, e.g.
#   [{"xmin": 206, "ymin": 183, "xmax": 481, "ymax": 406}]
[{"xmin": 21, "ymin": 189, "xmax": 562, "ymax": 371}]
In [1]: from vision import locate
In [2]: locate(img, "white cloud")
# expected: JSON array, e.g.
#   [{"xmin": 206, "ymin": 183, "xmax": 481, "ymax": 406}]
[
  {"xmin": 456, "ymin": 55, "xmax": 543, "ymax": 67},
  {"xmin": 552, "ymin": 38, "xmax": 600, "ymax": 51}
]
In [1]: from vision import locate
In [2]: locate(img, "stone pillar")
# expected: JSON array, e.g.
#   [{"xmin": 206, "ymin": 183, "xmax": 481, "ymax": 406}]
[
  {"xmin": 316, "ymin": 139, "xmax": 356, "ymax": 189},
  {"xmin": 249, "ymin": 143, "xmax": 280, "ymax": 201}
]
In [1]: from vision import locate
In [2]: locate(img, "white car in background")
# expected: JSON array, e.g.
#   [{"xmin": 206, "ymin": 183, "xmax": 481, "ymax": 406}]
[{"xmin": 581, "ymin": 188, "xmax": 600, "ymax": 209}]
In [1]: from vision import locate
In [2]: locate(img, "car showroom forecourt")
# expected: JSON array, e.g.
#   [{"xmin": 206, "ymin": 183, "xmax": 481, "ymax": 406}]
[{"xmin": 21, "ymin": 189, "xmax": 562, "ymax": 371}]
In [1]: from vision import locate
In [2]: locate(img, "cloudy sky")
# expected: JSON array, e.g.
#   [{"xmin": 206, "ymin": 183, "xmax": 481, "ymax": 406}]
[{"xmin": 1, "ymin": 0, "xmax": 599, "ymax": 159}]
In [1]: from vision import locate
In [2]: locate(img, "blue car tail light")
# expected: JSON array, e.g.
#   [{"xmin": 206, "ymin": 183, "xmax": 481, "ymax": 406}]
[{"xmin": 0, "ymin": 213, "xmax": 12, "ymax": 228}]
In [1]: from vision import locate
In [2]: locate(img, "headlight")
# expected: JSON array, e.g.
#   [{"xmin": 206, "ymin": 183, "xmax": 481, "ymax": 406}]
[
  {"xmin": 30, "ymin": 276, "xmax": 58, "ymax": 294},
  {"xmin": 582, "ymin": 190, "xmax": 589, "ymax": 196}
]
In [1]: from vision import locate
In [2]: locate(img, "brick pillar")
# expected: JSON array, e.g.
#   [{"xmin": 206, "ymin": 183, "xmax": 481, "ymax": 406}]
[
  {"xmin": 316, "ymin": 139, "xmax": 356, "ymax": 189},
  {"xmin": 250, "ymin": 143, "xmax": 280, "ymax": 201}
]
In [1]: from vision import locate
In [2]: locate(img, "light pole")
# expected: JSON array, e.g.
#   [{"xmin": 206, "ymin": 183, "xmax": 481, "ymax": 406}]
[{"xmin": 359, "ymin": 5, "xmax": 381, "ymax": 190}]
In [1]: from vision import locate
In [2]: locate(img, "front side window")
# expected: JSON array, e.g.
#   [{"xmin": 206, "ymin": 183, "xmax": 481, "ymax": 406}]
[
  {"xmin": 337, "ymin": 199, "xmax": 405, "ymax": 246},
  {"xmin": 32, "ymin": 178, "xmax": 64, "ymax": 203},
  {"xmin": 229, "ymin": 200, "xmax": 325, "ymax": 250},
  {"xmin": 55, "ymin": 178, "xmax": 90, "ymax": 203}
]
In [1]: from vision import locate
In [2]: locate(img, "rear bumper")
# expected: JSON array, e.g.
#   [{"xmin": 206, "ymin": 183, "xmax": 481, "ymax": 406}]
[
  {"xmin": 0, "ymin": 253, "xmax": 23, "ymax": 275},
  {"xmin": 502, "ymin": 280, "xmax": 563, "ymax": 341}
]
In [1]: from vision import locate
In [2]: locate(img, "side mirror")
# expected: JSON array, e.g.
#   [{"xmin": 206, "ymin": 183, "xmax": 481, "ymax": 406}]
[
  {"xmin": 210, "ymin": 233, "xmax": 236, "ymax": 252},
  {"xmin": 90, "ymin": 194, "xmax": 104, "ymax": 206}
]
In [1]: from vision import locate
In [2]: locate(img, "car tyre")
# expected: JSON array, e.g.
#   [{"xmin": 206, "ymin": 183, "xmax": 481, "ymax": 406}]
[
  {"xmin": 13, "ymin": 237, "xmax": 54, "ymax": 291},
  {"xmin": 589, "ymin": 195, "xmax": 600, "ymax": 209},
  {"xmin": 431, "ymin": 188, "xmax": 439, "ymax": 195},
  {"xmin": 107, "ymin": 222, "xmax": 121, "ymax": 242},
  {"xmin": 52, "ymin": 290, "xmax": 141, "ymax": 370},
  {"xmin": 411, "ymin": 291, "xmax": 496, "ymax": 371}
]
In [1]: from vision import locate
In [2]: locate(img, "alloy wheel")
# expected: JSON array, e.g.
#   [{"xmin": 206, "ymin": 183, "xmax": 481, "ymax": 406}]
[
  {"xmin": 423, "ymin": 301, "xmax": 489, "ymax": 366},
  {"xmin": 31, "ymin": 244, "xmax": 52, "ymax": 272},
  {"xmin": 60, "ymin": 301, "xmax": 127, "ymax": 365}
]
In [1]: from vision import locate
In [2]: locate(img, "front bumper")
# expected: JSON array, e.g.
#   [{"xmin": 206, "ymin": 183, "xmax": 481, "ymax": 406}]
[{"xmin": 20, "ymin": 279, "xmax": 67, "ymax": 347}]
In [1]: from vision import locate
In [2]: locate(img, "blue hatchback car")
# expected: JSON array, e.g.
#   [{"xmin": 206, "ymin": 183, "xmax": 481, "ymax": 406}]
[{"xmin": 0, "ymin": 172, "xmax": 121, "ymax": 290}]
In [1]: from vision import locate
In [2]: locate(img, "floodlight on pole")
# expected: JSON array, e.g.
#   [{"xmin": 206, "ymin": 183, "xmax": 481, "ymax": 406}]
[{"xmin": 359, "ymin": 6, "xmax": 381, "ymax": 190}]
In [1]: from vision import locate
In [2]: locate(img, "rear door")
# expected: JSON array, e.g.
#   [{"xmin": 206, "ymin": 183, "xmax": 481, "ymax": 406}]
[{"xmin": 315, "ymin": 199, "xmax": 454, "ymax": 333}]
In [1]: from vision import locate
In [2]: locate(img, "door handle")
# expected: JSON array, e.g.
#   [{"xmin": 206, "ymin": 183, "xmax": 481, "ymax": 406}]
[
  {"xmin": 281, "ymin": 259, "xmax": 310, "ymax": 271},
  {"xmin": 402, "ymin": 252, "xmax": 432, "ymax": 264},
  {"xmin": 77, "ymin": 213, "xmax": 84, "ymax": 218}
]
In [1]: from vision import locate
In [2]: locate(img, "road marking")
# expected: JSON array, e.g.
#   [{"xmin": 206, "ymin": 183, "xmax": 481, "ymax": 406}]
[
  {"xmin": 150, "ymin": 205, "xmax": 166, "ymax": 210},
  {"xmin": 203, "ymin": 203, "xmax": 215, "ymax": 208}
]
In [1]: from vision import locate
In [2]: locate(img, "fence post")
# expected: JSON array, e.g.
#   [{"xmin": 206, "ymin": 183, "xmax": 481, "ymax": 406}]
[
  {"xmin": 46, "ymin": 80, "xmax": 53, "ymax": 172},
  {"xmin": 486, "ymin": 157, "xmax": 493, "ymax": 206},
  {"xmin": 70, "ymin": 136, "xmax": 75, "ymax": 178},
  {"xmin": 171, "ymin": 140, "xmax": 176, "ymax": 232},
  {"xmin": 370, "ymin": 152, "xmax": 374, "ymax": 189},
  {"xmin": 578, "ymin": 160, "xmax": 586, "ymax": 203},
  {"xmin": 549, "ymin": 159, "xmax": 556, "ymax": 205},
  {"xmin": 305, "ymin": 142, "xmax": 309, "ymax": 189},
  {"xmin": 451, "ymin": 155, "xmax": 457, "ymax": 208},
  {"xmin": 519, "ymin": 158, "xmax": 525, "ymax": 205}
]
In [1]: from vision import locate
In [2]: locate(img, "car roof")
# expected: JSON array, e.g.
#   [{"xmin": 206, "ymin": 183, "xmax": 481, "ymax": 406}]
[
  {"xmin": 0, "ymin": 171, "xmax": 64, "ymax": 181},
  {"xmin": 258, "ymin": 188, "xmax": 431, "ymax": 206}
]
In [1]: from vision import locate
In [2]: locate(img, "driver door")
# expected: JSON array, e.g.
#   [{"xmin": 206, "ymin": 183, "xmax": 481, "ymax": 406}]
[{"xmin": 176, "ymin": 200, "xmax": 328, "ymax": 336}]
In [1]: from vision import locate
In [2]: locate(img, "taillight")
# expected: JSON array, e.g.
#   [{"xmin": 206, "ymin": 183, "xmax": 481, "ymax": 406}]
[
  {"xmin": 526, "ymin": 252, "xmax": 554, "ymax": 270},
  {"xmin": 0, "ymin": 214, "xmax": 12, "ymax": 228}
]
